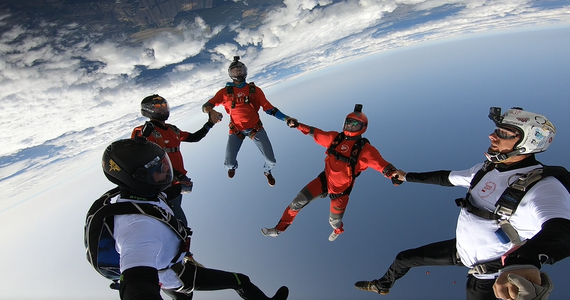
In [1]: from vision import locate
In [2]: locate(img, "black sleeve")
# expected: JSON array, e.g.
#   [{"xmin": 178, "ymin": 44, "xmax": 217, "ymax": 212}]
[
  {"xmin": 182, "ymin": 122, "xmax": 213, "ymax": 143},
  {"xmin": 503, "ymin": 218, "xmax": 570, "ymax": 269},
  {"xmin": 119, "ymin": 266, "xmax": 163, "ymax": 300},
  {"xmin": 406, "ymin": 171, "xmax": 454, "ymax": 186}
]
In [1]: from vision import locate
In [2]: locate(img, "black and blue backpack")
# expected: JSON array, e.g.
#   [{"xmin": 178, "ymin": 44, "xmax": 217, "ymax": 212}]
[{"xmin": 84, "ymin": 187, "xmax": 191, "ymax": 290}]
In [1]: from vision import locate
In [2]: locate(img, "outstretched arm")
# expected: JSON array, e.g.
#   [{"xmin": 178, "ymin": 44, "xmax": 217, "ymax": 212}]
[
  {"xmin": 202, "ymin": 101, "xmax": 223, "ymax": 124},
  {"xmin": 181, "ymin": 120, "xmax": 215, "ymax": 143}
]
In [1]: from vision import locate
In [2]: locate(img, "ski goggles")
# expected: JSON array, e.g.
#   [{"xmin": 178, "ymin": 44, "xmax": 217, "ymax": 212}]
[
  {"xmin": 151, "ymin": 101, "xmax": 168, "ymax": 108},
  {"xmin": 344, "ymin": 118, "xmax": 364, "ymax": 132},
  {"xmin": 494, "ymin": 127, "xmax": 519, "ymax": 140}
]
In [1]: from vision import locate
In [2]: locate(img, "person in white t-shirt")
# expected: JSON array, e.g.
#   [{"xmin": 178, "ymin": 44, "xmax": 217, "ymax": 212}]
[
  {"xmin": 354, "ymin": 107, "xmax": 569, "ymax": 300},
  {"xmin": 102, "ymin": 138, "xmax": 289, "ymax": 300}
]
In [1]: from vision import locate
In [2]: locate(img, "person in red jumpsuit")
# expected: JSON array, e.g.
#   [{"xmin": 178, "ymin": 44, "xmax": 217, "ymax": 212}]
[
  {"xmin": 202, "ymin": 56, "xmax": 297, "ymax": 186},
  {"xmin": 261, "ymin": 104, "xmax": 399, "ymax": 241},
  {"xmin": 132, "ymin": 94, "xmax": 214, "ymax": 226}
]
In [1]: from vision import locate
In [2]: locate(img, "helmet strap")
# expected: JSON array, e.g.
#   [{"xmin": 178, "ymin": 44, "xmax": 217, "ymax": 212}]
[{"xmin": 485, "ymin": 149, "xmax": 521, "ymax": 163}]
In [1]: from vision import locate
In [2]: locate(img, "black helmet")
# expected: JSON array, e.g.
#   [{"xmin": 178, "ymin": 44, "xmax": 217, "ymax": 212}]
[
  {"xmin": 228, "ymin": 56, "xmax": 247, "ymax": 82},
  {"xmin": 141, "ymin": 94, "xmax": 170, "ymax": 121},
  {"xmin": 102, "ymin": 139, "xmax": 173, "ymax": 196}
]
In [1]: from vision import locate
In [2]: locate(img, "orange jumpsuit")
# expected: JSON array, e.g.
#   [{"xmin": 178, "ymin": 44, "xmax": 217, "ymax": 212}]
[{"xmin": 275, "ymin": 123, "xmax": 396, "ymax": 233}]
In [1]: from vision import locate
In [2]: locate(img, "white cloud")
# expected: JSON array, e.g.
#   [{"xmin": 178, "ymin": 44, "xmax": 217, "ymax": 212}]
[{"xmin": 0, "ymin": 0, "xmax": 570, "ymax": 203}]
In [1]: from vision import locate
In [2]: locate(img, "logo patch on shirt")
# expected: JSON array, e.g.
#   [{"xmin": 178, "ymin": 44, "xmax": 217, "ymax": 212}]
[
  {"xmin": 477, "ymin": 181, "xmax": 496, "ymax": 199},
  {"xmin": 339, "ymin": 144, "xmax": 349, "ymax": 153}
]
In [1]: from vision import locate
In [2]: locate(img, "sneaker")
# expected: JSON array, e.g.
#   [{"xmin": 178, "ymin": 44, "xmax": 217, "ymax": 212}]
[
  {"xmin": 271, "ymin": 286, "xmax": 289, "ymax": 300},
  {"xmin": 264, "ymin": 172, "xmax": 276, "ymax": 186},
  {"xmin": 354, "ymin": 280, "xmax": 389, "ymax": 295},
  {"xmin": 228, "ymin": 169, "xmax": 235, "ymax": 178},
  {"xmin": 261, "ymin": 227, "xmax": 281, "ymax": 237},
  {"xmin": 328, "ymin": 227, "xmax": 344, "ymax": 242}
]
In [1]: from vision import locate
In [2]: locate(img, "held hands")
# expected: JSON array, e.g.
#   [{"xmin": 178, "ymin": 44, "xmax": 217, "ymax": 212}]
[
  {"xmin": 285, "ymin": 117, "xmax": 299, "ymax": 128},
  {"xmin": 494, "ymin": 267, "xmax": 547, "ymax": 300},
  {"xmin": 391, "ymin": 170, "xmax": 407, "ymax": 186},
  {"xmin": 208, "ymin": 110, "xmax": 223, "ymax": 124}
]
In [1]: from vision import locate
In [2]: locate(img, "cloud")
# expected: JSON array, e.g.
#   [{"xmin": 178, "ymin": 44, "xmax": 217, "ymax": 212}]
[{"xmin": 0, "ymin": 0, "xmax": 569, "ymax": 205}]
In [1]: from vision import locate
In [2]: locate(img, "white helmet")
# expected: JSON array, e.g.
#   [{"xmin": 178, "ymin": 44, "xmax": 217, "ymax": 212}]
[{"xmin": 486, "ymin": 107, "xmax": 556, "ymax": 162}]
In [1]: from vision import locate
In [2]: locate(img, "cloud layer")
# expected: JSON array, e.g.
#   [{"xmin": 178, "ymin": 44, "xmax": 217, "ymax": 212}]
[{"xmin": 0, "ymin": 0, "xmax": 569, "ymax": 205}]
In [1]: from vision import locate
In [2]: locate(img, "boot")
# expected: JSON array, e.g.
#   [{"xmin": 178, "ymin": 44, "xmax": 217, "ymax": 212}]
[
  {"xmin": 264, "ymin": 172, "xmax": 275, "ymax": 186},
  {"xmin": 354, "ymin": 280, "xmax": 389, "ymax": 295},
  {"xmin": 261, "ymin": 227, "xmax": 281, "ymax": 237},
  {"xmin": 271, "ymin": 286, "xmax": 289, "ymax": 300}
]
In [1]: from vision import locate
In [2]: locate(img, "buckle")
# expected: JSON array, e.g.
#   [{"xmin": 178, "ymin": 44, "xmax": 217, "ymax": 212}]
[
  {"xmin": 468, "ymin": 264, "xmax": 488, "ymax": 275},
  {"xmin": 455, "ymin": 198, "xmax": 467, "ymax": 208}
]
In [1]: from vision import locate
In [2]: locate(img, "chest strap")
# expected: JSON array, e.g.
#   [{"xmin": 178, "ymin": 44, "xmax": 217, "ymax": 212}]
[{"xmin": 227, "ymin": 82, "xmax": 256, "ymax": 109}]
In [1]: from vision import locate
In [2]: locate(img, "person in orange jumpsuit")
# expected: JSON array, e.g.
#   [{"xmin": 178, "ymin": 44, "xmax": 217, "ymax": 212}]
[
  {"xmin": 202, "ymin": 56, "xmax": 297, "ymax": 186},
  {"xmin": 132, "ymin": 94, "xmax": 214, "ymax": 226},
  {"xmin": 261, "ymin": 104, "xmax": 399, "ymax": 241}
]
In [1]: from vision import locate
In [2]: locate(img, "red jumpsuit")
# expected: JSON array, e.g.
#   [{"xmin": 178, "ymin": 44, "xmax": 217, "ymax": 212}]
[
  {"xmin": 131, "ymin": 121, "xmax": 210, "ymax": 176},
  {"xmin": 207, "ymin": 84, "xmax": 276, "ymax": 132},
  {"xmin": 274, "ymin": 123, "xmax": 396, "ymax": 234}
]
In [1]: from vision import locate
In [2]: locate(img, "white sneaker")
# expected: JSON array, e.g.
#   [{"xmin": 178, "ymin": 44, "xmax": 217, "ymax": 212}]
[
  {"xmin": 261, "ymin": 227, "xmax": 281, "ymax": 237},
  {"xmin": 328, "ymin": 231, "xmax": 340, "ymax": 242}
]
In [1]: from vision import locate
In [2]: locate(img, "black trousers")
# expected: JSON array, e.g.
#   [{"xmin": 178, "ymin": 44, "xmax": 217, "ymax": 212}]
[
  {"xmin": 163, "ymin": 265, "xmax": 272, "ymax": 300},
  {"xmin": 377, "ymin": 238, "xmax": 497, "ymax": 300}
]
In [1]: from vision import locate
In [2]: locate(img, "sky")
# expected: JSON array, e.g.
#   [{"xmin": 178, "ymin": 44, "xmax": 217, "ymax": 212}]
[{"xmin": 1, "ymin": 1, "xmax": 570, "ymax": 299}]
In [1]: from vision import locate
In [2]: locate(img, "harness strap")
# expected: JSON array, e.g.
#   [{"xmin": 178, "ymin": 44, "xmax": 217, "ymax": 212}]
[
  {"xmin": 323, "ymin": 134, "xmax": 369, "ymax": 196},
  {"xmin": 227, "ymin": 82, "xmax": 256, "ymax": 109},
  {"xmin": 457, "ymin": 163, "xmax": 570, "ymax": 245},
  {"xmin": 467, "ymin": 259, "xmax": 502, "ymax": 275},
  {"xmin": 228, "ymin": 120, "xmax": 263, "ymax": 140},
  {"xmin": 164, "ymin": 147, "xmax": 180, "ymax": 153},
  {"xmin": 455, "ymin": 197, "xmax": 500, "ymax": 220}
]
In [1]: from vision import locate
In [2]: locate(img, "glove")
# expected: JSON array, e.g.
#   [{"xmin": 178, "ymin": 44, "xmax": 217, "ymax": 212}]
[
  {"xmin": 285, "ymin": 117, "xmax": 299, "ymax": 128},
  {"xmin": 178, "ymin": 174, "xmax": 193, "ymax": 194},
  {"xmin": 507, "ymin": 272, "xmax": 553, "ymax": 300}
]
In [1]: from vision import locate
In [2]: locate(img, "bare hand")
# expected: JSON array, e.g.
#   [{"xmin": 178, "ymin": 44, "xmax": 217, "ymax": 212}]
[
  {"xmin": 494, "ymin": 268, "xmax": 541, "ymax": 300},
  {"xmin": 208, "ymin": 110, "xmax": 223, "ymax": 124}
]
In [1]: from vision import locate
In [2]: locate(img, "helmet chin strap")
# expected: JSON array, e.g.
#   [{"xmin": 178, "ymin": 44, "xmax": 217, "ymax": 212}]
[{"xmin": 485, "ymin": 149, "xmax": 521, "ymax": 163}]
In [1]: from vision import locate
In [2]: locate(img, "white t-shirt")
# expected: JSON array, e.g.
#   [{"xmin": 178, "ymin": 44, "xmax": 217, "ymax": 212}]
[
  {"xmin": 112, "ymin": 196, "xmax": 185, "ymax": 289},
  {"xmin": 449, "ymin": 162, "xmax": 570, "ymax": 278}
]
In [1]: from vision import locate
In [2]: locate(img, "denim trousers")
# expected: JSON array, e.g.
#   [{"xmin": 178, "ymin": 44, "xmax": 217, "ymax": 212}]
[{"xmin": 224, "ymin": 127, "xmax": 276, "ymax": 173}]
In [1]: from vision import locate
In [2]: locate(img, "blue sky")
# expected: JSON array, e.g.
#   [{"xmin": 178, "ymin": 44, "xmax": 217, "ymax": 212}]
[{"xmin": 1, "ymin": 1, "xmax": 570, "ymax": 299}]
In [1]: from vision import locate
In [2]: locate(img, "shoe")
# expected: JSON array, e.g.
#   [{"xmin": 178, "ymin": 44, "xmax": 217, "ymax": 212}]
[
  {"xmin": 328, "ymin": 227, "xmax": 344, "ymax": 242},
  {"xmin": 354, "ymin": 280, "xmax": 389, "ymax": 295},
  {"xmin": 261, "ymin": 227, "xmax": 281, "ymax": 237},
  {"xmin": 228, "ymin": 169, "xmax": 235, "ymax": 178},
  {"xmin": 264, "ymin": 172, "xmax": 275, "ymax": 186},
  {"xmin": 271, "ymin": 286, "xmax": 289, "ymax": 300}
]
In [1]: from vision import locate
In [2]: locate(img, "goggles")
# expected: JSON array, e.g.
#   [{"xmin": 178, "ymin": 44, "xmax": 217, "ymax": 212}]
[
  {"xmin": 152, "ymin": 101, "xmax": 168, "ymax": 108},
  {"xmin": 344, "ymin": 118, "xmax": 364, "ymax": 132},
  {"xmin": 494, "ymin": 127, "xmax": 519, "ymax": 140},
  {"xmin": 229, "ymin": 66, "xmax": 246, "ymax": 77}
]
